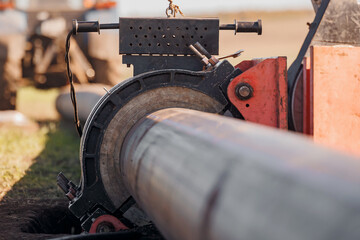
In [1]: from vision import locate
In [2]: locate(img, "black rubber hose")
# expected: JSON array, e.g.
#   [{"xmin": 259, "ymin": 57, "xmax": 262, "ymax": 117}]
[{"xmin": 48, "ymin": 231, "xmax": 141, "ymax": 240}]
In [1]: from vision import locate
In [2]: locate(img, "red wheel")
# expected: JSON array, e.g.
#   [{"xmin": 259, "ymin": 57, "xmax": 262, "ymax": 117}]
[{"xmin": 89, "ymin": 215, "xmax": 128, "ymax": 233}]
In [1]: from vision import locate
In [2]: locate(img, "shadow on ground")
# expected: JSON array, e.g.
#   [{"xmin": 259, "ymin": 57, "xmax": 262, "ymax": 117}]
[{"xmin": 0, "ymin": 121, "xmax": 82, "ymax": 240}]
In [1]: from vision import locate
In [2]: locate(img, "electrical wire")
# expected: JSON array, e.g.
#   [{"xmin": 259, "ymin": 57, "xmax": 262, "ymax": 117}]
[{"xmin": 65, "ymin": 30, "xmax": 83, "ymax": 137}]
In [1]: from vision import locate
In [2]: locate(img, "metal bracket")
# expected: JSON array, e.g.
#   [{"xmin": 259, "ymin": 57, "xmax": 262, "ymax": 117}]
[{"xmin": 228, "ymin": 58, "xmax": 288, "ymax": 129}]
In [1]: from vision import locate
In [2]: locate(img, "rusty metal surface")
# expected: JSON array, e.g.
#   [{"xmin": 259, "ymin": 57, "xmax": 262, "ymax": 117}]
[
  {"xmin": 311, "ymin": 45, "xmax": 360, "ymax": 156},
  {"xmin": 290, "ymin": 57, "xmax": 313, "ymax": 134},
  {"xmin": 302, "ymin": 57, "xmax": 313, "ymax": 135},
  {"xmin": 121, "ymin": 108, "xmax": 360, "ymax": 240},
  {"xmin": 314, "ymin": 0, "xmax": 360, "ymax": 45},
  {"xmin": 228, "ymin": 57, "xmax": 288, "ymax": 129},
  {"xmin": 119, "ymin": 18, "xmax": 219, "ymax": 55}
]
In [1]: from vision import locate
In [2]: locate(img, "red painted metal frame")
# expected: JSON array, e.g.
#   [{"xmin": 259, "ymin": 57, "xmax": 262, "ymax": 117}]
[
  {"xmin": 228, "ymin": 57, "xmax": 288, "ymax": 129},
  {"xmin": 302, "ymin": 57, "xmax": 313, "ymax": 135},
  {"xmin": 89, "ymin": 214, "xmax": 128, "ymax": 233}
]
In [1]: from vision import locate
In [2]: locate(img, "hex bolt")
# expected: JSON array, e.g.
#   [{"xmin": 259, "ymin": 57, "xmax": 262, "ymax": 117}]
[
  {"xmin": 239, "ymin": 86, "xmax": 251, "ymax": 98},
  {"xmin": 97, "ymin": 222, "xmax": 115, "ymax": 233},
  {"xmin": 235, "ymin": 83, "xmax": 253, "ymax": 100}
]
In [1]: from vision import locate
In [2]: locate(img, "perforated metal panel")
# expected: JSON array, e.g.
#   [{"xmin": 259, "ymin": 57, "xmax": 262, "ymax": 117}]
[{"xmin": 119, "ymin": 18, "xmax": 219, "ymax": 55}]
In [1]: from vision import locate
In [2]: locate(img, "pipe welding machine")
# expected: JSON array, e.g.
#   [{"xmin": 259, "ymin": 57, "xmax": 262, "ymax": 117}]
[{"xmin": 57, "ymin": 0, "xmax": 335, "ymax": 238}]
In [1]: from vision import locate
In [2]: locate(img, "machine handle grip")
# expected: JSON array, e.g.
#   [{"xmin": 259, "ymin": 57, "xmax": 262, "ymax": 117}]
[
  {"xmin": 72, "ymin": 20, "xmax": 119, "ymax": 35},
  {"xmin": 72, "ymin": 20, "xmax": 100, "ymax": 35},
  {"xmin": 220, "ymin": 19, "xmax": 262, "ymax": 35}
]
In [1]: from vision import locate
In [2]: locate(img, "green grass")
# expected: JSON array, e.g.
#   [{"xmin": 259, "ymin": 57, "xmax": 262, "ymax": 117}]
[
  {"xmin": 0, "ymin": 126, "xmax": 47, "ymax": 199},
  {"xmin": 1, "ymin": 86, "xmax": 81, "ymax": 201},
  {"xmin": 17, "ymin": 86, "xmax": 60, "ymax": 121},
  {"xmin": 2, "ymin": 123, "xmax": 81, "ymax": 200}
]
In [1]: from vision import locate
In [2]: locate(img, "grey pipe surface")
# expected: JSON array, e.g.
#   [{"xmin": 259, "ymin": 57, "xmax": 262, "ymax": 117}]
[{"xmin": 121, "ymin": 108, "xmax": 360, "ymax": 240}]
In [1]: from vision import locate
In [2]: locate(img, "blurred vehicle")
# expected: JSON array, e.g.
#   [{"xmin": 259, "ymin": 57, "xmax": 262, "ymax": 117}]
[
  {"xmin": 0, "ymin": 0, "xmax": 120, "ymax": 110},
  {"xmin": 22, "ymin": 0, "xmax": 120, "ymax": 88},
  {"xmin": 0, "ymin": 0, "xmax": 26, "ymax": 110}
]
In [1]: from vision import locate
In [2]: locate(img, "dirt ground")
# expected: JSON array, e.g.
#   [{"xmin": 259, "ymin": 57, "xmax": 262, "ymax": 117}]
[
  {"xmin": 0, "ymin": 10, "xmax": 315, "ymax": 240},
  {"xmin": 0, "ymin": 199, "xmax": 72, "ymax": 240}
]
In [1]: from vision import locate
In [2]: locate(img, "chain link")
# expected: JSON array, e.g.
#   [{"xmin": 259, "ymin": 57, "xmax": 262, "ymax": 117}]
[{"xmin": 166, "ymin": 0, "xmax": 184, "ymax": 18}]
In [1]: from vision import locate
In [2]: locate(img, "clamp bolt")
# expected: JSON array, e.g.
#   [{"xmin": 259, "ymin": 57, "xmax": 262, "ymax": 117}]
[
  {"xmin": 236, "ymin": 83, "xmax": 253, "ymax": 100},
  {"xmin": 97, "ymin": 222, "xmax": 115, "ymax": 233}
]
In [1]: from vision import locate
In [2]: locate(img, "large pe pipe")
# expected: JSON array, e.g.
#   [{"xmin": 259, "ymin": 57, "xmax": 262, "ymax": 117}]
[{"xmin": 121, "ymin": 108, "xmax": 360, "ymax": 240}]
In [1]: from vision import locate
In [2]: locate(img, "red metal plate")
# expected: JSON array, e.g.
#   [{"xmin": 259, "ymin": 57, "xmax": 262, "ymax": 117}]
[{"xmin": 228, "ymin": 57, "xmax": 288, "ymax": 129}]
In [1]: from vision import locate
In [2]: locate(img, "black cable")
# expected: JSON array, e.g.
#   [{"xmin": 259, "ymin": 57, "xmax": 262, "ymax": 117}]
[
  {"xmin": 65, "ymin": 30, "xmax": 82, "ymax": 137},
  {"xmin": 48, "ymin": 231, "xmax": 140, "ymax": 240}
]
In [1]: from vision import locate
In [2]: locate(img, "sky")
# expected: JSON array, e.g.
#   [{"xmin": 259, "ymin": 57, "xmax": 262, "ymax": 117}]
[
  {"xmin": 117, "ymin": 0, "xmax": 313, "ymax": 16},
  {"xmin": 16, "ymin": 1, "xmax": 314, "ymax": 16}
]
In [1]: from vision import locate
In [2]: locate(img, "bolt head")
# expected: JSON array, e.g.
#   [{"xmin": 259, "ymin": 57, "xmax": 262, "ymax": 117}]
[
  {"xmin": 235, "ymin": 83, "xmax": 253, "ymax": 100},
  {"xmin": 97, "ymin": 222, "xmax": 115, "ymax": 233},
  {"xmin": 238, "ymin": 86, "xmax": 251, "ymax": 98}
]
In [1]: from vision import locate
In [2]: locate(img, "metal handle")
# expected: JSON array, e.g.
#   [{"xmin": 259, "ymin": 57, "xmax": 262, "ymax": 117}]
[
  {"xmin": 220, "ymin": 19, "xmax": 262, "ymax": 35},
  {"xmin": 72, "ymin": 20, "xmax": 119, "ymax": 35},
  {"xmin": 73, "ymin": 20, "xmax": 100, "ymax": 35}
]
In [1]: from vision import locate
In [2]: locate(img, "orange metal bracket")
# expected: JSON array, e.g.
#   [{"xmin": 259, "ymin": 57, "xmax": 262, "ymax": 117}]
[
  {"xmin": 228, "ymin": 57, "xmax": 288, "ymax": 129},
  {"xmin": 311, "ymin": 45, "xmax": 360, "ymax": 156}
]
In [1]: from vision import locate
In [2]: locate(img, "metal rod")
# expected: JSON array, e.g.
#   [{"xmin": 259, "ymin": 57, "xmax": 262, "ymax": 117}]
[
  {"xmin": 72, "ymin": 20, "xmax": 261, "ymax": 35},
  {"xmin": 121, "ymin": 108, "xmax": 360, "ymax": 240},
  {"xmin": 194, "ymin": 42, "xmax": 212, "ymax": 59},
  {"xmin": 189, "ymin": 44, "xmax": 205, "ymax": 59},
  {"xmin": 100, "ymin": 23, "xmax": 119, "ymax": 30}
]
